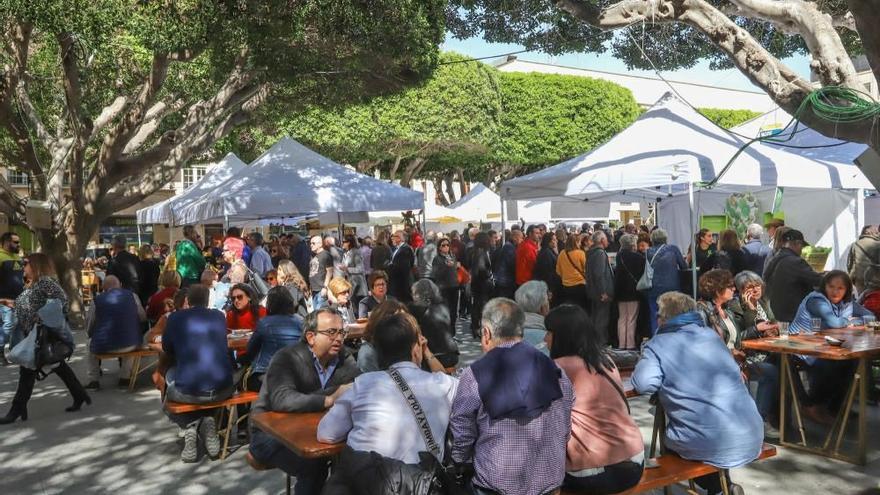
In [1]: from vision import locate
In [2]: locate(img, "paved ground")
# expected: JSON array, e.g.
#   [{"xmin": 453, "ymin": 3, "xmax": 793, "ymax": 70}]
[{"xmin": 1, "ymin": 318, "xmax": 879, "ymax": 495}]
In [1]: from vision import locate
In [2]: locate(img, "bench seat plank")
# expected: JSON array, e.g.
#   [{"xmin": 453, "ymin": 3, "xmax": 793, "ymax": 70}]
[
  {"xmin": 561, "ymin": 444, "xmax": 776, "ymax": 495},
  {"xmin": 166, "ymin": 391, "xmax": 259, "ymax": 414}
]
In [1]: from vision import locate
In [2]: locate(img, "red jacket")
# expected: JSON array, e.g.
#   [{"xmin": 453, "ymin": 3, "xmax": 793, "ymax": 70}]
[
  {"xmin": 226, "ymin": 306, "xmax": 267, "ymax": 331},
  {"xmin": 860, "ymin": 290, "xmax": 880, "ymax": 317},
  {"xmin": 515, "ymin": 239, "xmax": 539, "ymax": 286}
]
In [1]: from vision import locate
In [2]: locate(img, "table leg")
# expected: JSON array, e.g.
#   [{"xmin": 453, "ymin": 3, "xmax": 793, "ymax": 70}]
[
  {"xmin": 129, "ymin": 355, "xmax": 141, "ymax": 392},
  {"xmin": 781, "ymin": 355, "xmax": 807, "ymax": 446},
  {"xmin": 858, "ymin": 357, "xmax": 868, "ymax": 465},
  {"xmin": 830, "ymin": 367, "xmax": 859, "ymax": 453},
  {"xmin": 780, "ymin": 354, "xmax": 787, "ymax": 444}
]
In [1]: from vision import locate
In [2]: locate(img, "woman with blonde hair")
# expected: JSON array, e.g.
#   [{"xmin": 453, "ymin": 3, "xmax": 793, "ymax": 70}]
[
  {"xmin": 328, "ymin": 277, "xmax": 356, "ymax": 325},
  {"xmin": 276, "ymin": 260, "xmax": 310, "ymax": 317},
  {"xmin": 146, "ymin": 270, "xmax": 182, "ymax": 322}
]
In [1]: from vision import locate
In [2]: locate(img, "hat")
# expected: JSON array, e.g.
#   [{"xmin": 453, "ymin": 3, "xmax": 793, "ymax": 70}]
[
  {"xmin": 764, "ymin": 218, "xmax": 785, "ymax": 229},
  {"xmin": 780, "ymin": 229, "xmax": 809, "ymax": 245}
]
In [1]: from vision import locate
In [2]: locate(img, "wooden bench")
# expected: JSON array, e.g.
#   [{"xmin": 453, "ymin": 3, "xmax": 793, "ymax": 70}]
[
  {"xmin": 246, "ymin": 452, "xmax": 292, "ymax": 495},
  {"xmin": 561, "ymin": 443, "xmax": 777, "ymax": 495},
  {"xmin": 166, "ymin": 391, "xmax": 259, "ymax": 460},
  {"xmin": 94, "ymin": 347, "xmax": 160, "ymax": 392}
]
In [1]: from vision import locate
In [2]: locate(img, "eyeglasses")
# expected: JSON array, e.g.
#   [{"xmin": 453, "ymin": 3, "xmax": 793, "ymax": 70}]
[
  {"xmin": 316, "ymin": 328, "xmax": 349, "ymax": 339},
  {"xmin": 439, "ymin": 243, "xmax": 450, "ymax": 247},
  {"xmin": 233, "ymin": 294, "xmax": 247, "ymax": 301},
  {"xmin": 267, "ymin": 277, "xmax": 277, "ymax": 282}
]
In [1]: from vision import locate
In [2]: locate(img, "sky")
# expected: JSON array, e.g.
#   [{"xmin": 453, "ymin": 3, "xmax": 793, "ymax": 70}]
[{"xmin": 442, "ymin": 35, "xmax": 812, "ymax": 93}]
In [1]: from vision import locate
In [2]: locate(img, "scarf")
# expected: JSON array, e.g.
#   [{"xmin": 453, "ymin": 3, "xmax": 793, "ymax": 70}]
[{"xmin": 470, "ymin": 341, "xmax": 562, "ymax": 420}]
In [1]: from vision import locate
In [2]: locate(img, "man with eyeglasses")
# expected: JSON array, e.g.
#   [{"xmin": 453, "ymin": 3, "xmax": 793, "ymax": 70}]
[
  {"xmin": 250, "ymin": 308, "xmax": 360, "ymax": 495},
  {"xmin": 0, "ymin": 232, "xmax": 23, "ymax": 365}
]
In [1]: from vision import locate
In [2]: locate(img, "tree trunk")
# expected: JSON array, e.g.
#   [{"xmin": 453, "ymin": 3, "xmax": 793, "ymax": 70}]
[
  {"xmin": 36, "ymin": 226, "xmax": 92, "ymax": 328},
  {"xmin": 433, "ymin": 177, "xmax": 450, "ymax": 206},
  {"xmin": 456, "ymin": 168, "xmax": 468, "ymax": 197},
  {"xmin": 443, "ymin": 172, "xmax": 458, "ymax": 204},
  {"xmin": 399, "ymin": 157, "xmax": 427, "ymax": 188}
]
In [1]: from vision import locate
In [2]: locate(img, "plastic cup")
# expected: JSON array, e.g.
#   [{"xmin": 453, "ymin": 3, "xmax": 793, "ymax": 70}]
[
  {"xmin": 778, "ymin": 322, "xmax": 789, "ymax": 340},
  {"xmin": 810, "ymin": 318, "xmax": 822, "ymax": 333},
  {"xmin": 862, "ymin": 314, "xmax": 876, "ymax": 329}
]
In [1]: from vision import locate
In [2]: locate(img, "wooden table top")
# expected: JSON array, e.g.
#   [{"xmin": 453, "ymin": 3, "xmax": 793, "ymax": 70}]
[
  {"xmin": 147, "ymin": 332, "xmax": 252, "ymax": 352},
  {"xmin": 346, "ymin": 321, "xmax": 367, "ymax": 340},
  {"xmin": 742, "ymin": 328, "xmax": 880, "ymax": 360},
  {"xmin": 251, "ymin": 411, "xmax": 343, "ymax": 459}
]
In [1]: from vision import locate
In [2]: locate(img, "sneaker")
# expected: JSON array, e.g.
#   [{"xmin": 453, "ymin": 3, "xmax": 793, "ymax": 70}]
[
  {"xmin": 763, "ymin": 421, "xmax": 780, "ymax": 440},
  {"xmin": 84, "ymin": 381, "xmax": 100, "ymax": 391},
  {"xmin": 201, "ymin": 416, "xmax": 221, "ymax": 458},
  {"xmin": 181, "ymin": 422, "xmax": 199, "ymax": 463}
]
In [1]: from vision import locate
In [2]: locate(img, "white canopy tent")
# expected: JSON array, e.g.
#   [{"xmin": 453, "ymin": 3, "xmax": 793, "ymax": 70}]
[
  {"xmin": 176, "ymin": 137, "xmax": 424, "ymax": 224},
  {"xmin": 500, "ymin": 92, "xmax": 875, "ymax": 270},
  {"xmin": 136, "ymin": 153, "xmax": 247, "ymax": 225}
]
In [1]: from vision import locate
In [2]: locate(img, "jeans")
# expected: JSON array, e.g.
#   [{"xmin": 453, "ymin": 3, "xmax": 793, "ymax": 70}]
[
  {"xmin": 163, "ymin": 367, "xmax": 234, "ymax": 427},
  {"xmin": 808, "ymin": 359, "xmax": 855, "ymax": 411},
  {"xmin": 647, "ymin": 293, "xmax": 660, "ymax": 336},
  {"xmin": 250, "ymin": 427, "xmax": 329, "ymax": 495},
  {"xmin": 664, "ymin": 448, "xmax": 731, "ymax": 495},
  {"xmin": 750, "ymin": 361, "xmax": 779, "ymax": 421},
  {"xmin": 563, "ymin": 458, "xmax": 644, "ymax": 495},
  {"xmin": 0, "ymin": 305, "xmax": 15, "ymax": 348}
]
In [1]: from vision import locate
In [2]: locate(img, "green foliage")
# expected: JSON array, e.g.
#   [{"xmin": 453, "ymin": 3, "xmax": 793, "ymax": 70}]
[
  {"xmin": 698, "ymin": 108, "xmax": 762, "ymax": 129},
  {"xmin": 494, "ymin": 71, "xmax": 641, "ymax": 175},
  {"xmin": 245, "ymin": 53, "xmax": 641, "ymax": 184}
]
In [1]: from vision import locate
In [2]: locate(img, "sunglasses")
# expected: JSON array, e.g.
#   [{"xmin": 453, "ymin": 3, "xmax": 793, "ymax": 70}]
[
  {"xmin": 233, "ymin": 294, "xmax": 248, "ymax": 301},
  {"xmin": 316, "ymin": 328, "xmax": 349, "ymax": 339}
]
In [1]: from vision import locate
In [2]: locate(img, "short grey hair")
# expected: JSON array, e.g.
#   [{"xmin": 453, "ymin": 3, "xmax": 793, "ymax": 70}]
[
  {"xmin": 650, "ymin": 228, "xmax": 668, "ymax": 245},
  {"xmin": 103, "ymin": 275, "xmax": 121, "ymax": 290},
  {"xmin": 515, "ymin": 281, "xmax": 549, "ymax": 314},
  {"xmin": 468, "ymin": 227, "xmax": 479, "ymax": 238},
  {"xmin": 657, "ymin": 292, "xmax": 697, "ymax": 320},
  {"xmin": 619, "ymin": 234, "xmax": 637, "ymax": 251},
  {"xmin": 591, "ymin": 231, "xmax": 606, "ymax": 244},
  {"xmin": 482, "ymin": 297, "xmax": 524, "ymax": 340},
  {"xmin": 746, "ymin": 223, "xmax": 763, "ymax": 240},
  {"xmin": 412, "ymin": 278, "xmax": 442, "ymax": 305},
  {"xmin": 734, "ymin": 270, "xmax": 764, "ymax": 292}
]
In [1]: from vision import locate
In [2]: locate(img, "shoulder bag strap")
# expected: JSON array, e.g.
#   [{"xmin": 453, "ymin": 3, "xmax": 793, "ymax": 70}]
[
  {"xmin": 619, "ymin": 255, "xmax": 638, "ymax": 284},
  {"xmin": 564, "ymin": 249, "xmax": 579, "ymax": 272},
  {"xmin": 386, "ymin": 366, "xmax": 442, "ymax": 459},
  {"xmin": 596, "ymin": 365, "xmax": 631, "ymax": 415},
  {"xmin": 649, "ymin": 245, "xmax": 665, "ymax": 266}
]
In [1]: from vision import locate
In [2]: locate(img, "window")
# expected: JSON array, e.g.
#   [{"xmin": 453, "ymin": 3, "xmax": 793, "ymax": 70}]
[
  {"xmin": 182, "ymin": 165, "xmax": 208, "ymax": 189},
  {"xmin": 6, "ymin": 169, "xmax": 28, "ymax": 186}
]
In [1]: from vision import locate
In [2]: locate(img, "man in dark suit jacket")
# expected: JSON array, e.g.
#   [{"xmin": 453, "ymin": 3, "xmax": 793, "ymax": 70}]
[
  {"xmin": 106, "ymin": 234, "xmax": 142, "ymax": 296},
  {"xmin": 586, "ymin": 231, "xmax": 615, "ymax": 346},
  {"xmin": 249, "ymin": 308, "xmax": 360, "ymax": 495},
  {"xmin": 386, "ymin": 230, "xmax": 415, "ymax": 302}
]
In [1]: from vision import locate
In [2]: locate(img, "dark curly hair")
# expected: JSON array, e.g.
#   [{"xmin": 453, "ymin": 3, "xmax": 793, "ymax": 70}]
[{"xmin": 698, "ymin": 269, "xmax": 735, "ymax": 301}]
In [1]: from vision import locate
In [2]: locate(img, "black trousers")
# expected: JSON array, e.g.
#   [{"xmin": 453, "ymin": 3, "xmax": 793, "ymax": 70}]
[
  {"xmin": 12, "ymin": 361, "xmax": 87, "ymax": 410},
  {"xmin": 470, "ymin": 289, "xmax": 489, "ymax": 333},
  {"xmin": 441, "ymin": 287, "xmax": 459, "ymax": 323},
  {"xmin": 560, "ymin": 284, "xmax": 588, "ymax": 310}
]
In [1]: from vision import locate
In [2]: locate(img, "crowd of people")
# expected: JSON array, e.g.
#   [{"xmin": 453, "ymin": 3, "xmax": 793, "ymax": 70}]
[{"xmin": 0, "ymin": 214, "xmax": 878, "ymax": 494}]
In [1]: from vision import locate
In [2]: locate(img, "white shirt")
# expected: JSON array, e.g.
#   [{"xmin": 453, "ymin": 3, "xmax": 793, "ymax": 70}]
[{"xmin": 318, "ymin": 361, "xmax": 459, "ymax": 463}]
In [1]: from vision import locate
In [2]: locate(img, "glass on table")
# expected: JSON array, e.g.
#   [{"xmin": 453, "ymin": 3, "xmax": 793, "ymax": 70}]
[
  {"xmin": 810, "ymin": 318, "xmax": 822, "ymax": 334},
  {"xmin": 778, "ymin": 321, "xmax": 789, "ymax": 340}
]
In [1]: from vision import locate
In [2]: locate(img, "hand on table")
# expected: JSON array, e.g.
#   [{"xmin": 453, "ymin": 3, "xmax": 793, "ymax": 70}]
[{"xmin": 757, "ymin": 321, "xmax": 779, "ymax": 337}]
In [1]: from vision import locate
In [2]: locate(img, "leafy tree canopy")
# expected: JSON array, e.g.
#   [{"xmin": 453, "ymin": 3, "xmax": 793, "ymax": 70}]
[{"xmin": 698, "ymin": 108, "xmax": 762, "ymax": 129}]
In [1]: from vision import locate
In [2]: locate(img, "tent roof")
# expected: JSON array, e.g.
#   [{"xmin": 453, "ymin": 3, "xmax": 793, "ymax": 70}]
[
  {"xmin": 137, "ymin": 153, "xmax": 247, "ymax": 225},
  {"xmin": 447, "ymin": 183, "xmax": 502, "ymax": 221},
  {"xmin": 501, "ymin": 93, "xmax": 874, "ymax": 202},
  {"xmin": 730, "ymin": 108, "xmax": 869, "ymax": 166},
  {"xmin": 177, "ymin": 137, "xmax": 424, "ymax": 223}
]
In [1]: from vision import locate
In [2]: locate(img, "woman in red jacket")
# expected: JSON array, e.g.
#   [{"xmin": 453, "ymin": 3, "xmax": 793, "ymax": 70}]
[{"xmin": 225, "ymin": 283, "xmax": 266, "ymax": 331}]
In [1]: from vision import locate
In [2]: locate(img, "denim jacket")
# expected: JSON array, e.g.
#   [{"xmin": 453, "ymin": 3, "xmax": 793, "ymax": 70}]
[{"xmin": 247, "ymin": 314, "xmax": 303, "ymax": 374}]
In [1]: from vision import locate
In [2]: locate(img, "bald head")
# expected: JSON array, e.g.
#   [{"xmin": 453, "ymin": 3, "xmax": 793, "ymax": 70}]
[{"xmin": 103, "ymin": 275, "xmax": 121, "ymax": 290}]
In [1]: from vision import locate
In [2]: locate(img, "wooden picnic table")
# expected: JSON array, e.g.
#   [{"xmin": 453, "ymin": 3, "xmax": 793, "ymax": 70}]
[
  {"xmin": 742, "ymin": 327, "xmax": 880, "ymax": 465},
  {"xmin": 251, "ymin": 411, "xmax": 343, "ymax": 459},
  {"xmin": 147, "ymin": 331, "xmax": 253, "ymax": 353}
]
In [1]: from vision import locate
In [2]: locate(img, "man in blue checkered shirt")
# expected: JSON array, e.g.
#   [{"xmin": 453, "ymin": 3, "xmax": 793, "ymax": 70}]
[{"xmin": 450, "ymin": 297, "xmax": 574, "ymax": 495}]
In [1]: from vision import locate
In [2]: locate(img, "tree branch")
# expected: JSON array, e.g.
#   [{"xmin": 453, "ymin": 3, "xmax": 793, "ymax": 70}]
[
  {"xmin": 847, "ymin": 0, "xmax": 880, "ymax": 89},
  {"xmin": 89, "ymin": 96, "xmax": 128, "ymax": 142},
  {"xmin": 14, "ymin": 81, "xmax": 56, "ymax": 148},
  {"xmin": 57, "ymin": 32, "xmax": 90, "ymax": 139}
]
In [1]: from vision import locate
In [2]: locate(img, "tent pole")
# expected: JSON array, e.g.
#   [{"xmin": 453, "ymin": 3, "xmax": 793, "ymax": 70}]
[
  {"xmin": 137, "ymin": 224, "xmax": 142, "ymax": 247},
  {"xmin": 688, "ymin": 182, "xmax": 698, "ymax": 300},
  {"xmin": 500, "ymin": 189, "xmax": 506, "ymax": 236}
]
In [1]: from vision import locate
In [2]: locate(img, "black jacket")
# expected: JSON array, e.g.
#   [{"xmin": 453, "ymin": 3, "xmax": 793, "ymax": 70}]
[
  {"xmin": 468, "ymin": 247, "xmax": 493, "ymax": 294},
  {"xmin": 107, "ymin": 251, "xmax": 142, "ymax": 295},
  {"xmin": 386, "ymin": 244, "xmax": 415, "ymax": 302},
  {"xmin": 431, "ymin": 252, "xmax": 458, "ymax": 290},
  {"xmin": 533, "ymin": 247, "xmax": 562, "ymax": 297},
  {"xmin": 701, "ymin": 248, "xmax": 748, "ymax": 276},
  {"xmin": 614, "ymin": 250, "xmax": 645, "ymax": 302},
  {"xmin": 139, "ymin": 258, "xmax": 160, "ymax": 305},
  {"xmin": 408, "ymin": 301, "xmax": 459, "ymax": 368},
  {"xmin": 764, "ymin": 248, "xmax": 822, "ymax": 322},
  {"xmin": 251, "ymin": 340, "xmax": 360, "ymax": 416}
]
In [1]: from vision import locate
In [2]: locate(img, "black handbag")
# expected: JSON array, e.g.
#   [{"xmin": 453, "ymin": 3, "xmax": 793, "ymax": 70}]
[
  {"xmin": 35, "ymin": 324, "xmax": 73, "ymax": 369},
  {"xmin": 244, "ymin": 265, "xmax": 270, "ymax": 300}
]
